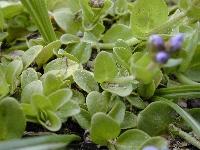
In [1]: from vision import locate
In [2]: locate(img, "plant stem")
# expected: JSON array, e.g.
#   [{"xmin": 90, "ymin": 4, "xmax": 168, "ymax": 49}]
[
  {"xmin": 174, "ymin": 72, "xmax": 200, "ymax": 85},
  {"xmin": 170, "ymin": 125, "xmax": 200, "ymax": 149},
  {"xmin": 107, "ymin": 142, "xmax": 116, "ymax": 150},
  {"xmin": 146, "ymin": 11, "xmax": 187, "ymax": 36},
  {"xmin": 105, "ymin": 75, "xmax": 135, "ymax": 84}
]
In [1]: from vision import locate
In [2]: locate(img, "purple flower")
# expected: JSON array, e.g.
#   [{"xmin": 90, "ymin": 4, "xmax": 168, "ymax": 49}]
[
  {"xmin": 169, "ymin": 33, "xmax": 184, "ymax": 52},
  {"xmin": 143, "ymin": 146, "xmax": 158, "ymax": 150},
  {"xmin": 156, "ymin": 51, "xmax": 169, "ymax": 63},
  {"xmin": 148, "ymin": 35, "xmax": 165, "ymax": 50}
]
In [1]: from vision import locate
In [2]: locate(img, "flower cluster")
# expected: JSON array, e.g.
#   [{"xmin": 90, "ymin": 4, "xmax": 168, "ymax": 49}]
[{"xmin": 148, "ymin": 33, "xmax": 184, "ymax": 64}]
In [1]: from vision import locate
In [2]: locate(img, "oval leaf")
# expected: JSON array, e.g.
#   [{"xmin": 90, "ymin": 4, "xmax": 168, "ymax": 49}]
[
  {"xmin": 86, "ymin": 91, "xmax": 109, "ymax": 116},
  {"xmin": 0, "ymin": 97, "xmax": 26, "ymax": 140},
  {"xmin": 94, "ymin": 51, "xmax": 118, "ymax": 83},
  {"xmin": 130, "ymin": 0, "xmax": 168, "ymax": 37},
  {"xmin": 48, "ymin": 89, "xmax": 72, "ymax": 111},
  {"xmin": 90, "ymin": 112, "xmax": 120, "ymax": 146},
  {"xmin": 73, "ymin": 70, "xmax": 99, "ymax": 93}
]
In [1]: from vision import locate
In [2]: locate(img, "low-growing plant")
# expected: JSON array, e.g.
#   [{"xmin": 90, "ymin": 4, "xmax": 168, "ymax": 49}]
[{"xmin": 0, "ymin": 0, "xmax": 200, "ymax": 149}]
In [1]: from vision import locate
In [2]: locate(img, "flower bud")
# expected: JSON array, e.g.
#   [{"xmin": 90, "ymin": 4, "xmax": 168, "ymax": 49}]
[
  {"xmin": 155, "ymin": 51, "xmax": 169, "ymax": 63},
  {"xmin": 148, "ymin": 35, "xmax": 165, "ymax": 50},
  {"xmin": 169, "ymin": 33, "xmax": 183, "ymax": 52},
  {"xmin": 143, "ymin": 146, "xmax": 158, "ymax": 150}
]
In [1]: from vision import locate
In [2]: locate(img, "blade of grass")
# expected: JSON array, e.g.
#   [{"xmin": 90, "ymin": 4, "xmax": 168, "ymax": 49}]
[
  {"xmin": 155, "ymin": 85, "xmax": 200, "ymax": 99},
  {"xmin": 20, "ymin": 0, "xmax": 56, "ymax": 43}
]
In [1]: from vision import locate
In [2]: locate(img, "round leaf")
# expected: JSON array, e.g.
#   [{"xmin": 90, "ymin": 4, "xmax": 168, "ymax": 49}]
[
  {"xmin": 42, "ymin": 73, "xmax": 60, "ymax": 96},
  {"xmin": 94, "ymin": 51, "xmax": 118, "ymax": 83},
  {"xmin": 116, "ymin": 129, "xmax": 150, "ymax": 150},
  {"xmin": 73, "ymin": 70, "xmax": 99, "ymax": 93},
  {"xmin": 90, "ymin": 112, "xmax": 120, "ymax": 146},
  {"xmin": 0, "ymin": 97, "xmax": 26, "ymax": 140},
  {"xmin": 86, "ymin": 91, "xmax": 109, "ymax": 116},
  {"xmin": 137, "ymin": 101, "xmax": 175, "ymax": 136},
  {"xmin": 21, "ymin": 80, "xmax": 43, "ymax": 103},
  {"xmin": 130, "ymin": 0, "xmax": 168, "ymax": 37}
]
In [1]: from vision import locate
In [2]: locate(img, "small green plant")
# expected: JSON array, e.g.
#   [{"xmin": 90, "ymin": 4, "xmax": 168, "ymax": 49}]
[{"xmin": 0, "ymin": 0, "xmax": 200, "ymax": 149}]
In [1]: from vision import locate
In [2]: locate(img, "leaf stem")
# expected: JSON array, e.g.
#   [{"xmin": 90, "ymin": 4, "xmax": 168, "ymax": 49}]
[
  {"xmin": 170, "ymin": 125, "xmax": 200, "ymax": 149},
  {"xmin": 93, "ymin": 37, "xmax": 140, "ymax": 50},
  {"xmin": 174, "ymin": 72, "xmax": 200, "ymax": 85}
]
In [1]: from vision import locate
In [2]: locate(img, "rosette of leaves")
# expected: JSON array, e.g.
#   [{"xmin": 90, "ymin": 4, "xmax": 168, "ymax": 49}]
[{"xmin": 21, "ymin": 88, "xmax": 80, "ymax": 131}]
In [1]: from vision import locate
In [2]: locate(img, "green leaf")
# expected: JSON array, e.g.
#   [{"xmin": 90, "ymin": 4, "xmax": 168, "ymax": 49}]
[
  {"xmin": 20, "ymin": 103, "xmax": 38, "ymax": 123},
  {"xmin": 94, "ymin": 51, "xmax": 118, "ymax": 83},
  {"xmin": 73, "ymin": 70, "xmax": 99, "ymax": 93},
  {"xmin": 54, "ymin": 10, "xmax": 82, "ymax": 34},
  {"xmin": 44, "ymin": 58, "xmax": 67, "ymax": 73},
  {"xmin": 102, "ymin": 24, "xmax": 133, "ymax": 43},
  {"xmin": 42, "ymin": 73, "xmax": 60, "ymax": 96},
  {"xmin": 57, "ymin": 49, "xmax": 79, "ymax": 63},
  {"xmin": 126, "ymin": 95, "xmax": 146, "ymax": 109},
  {"xmin": 48, "ymin": 89, "xmax": 72, "ymax": 111},
  {"xmin": 113, "ymin": 47, "xmax": 132, "ymax": 69},
  {"xmin": 0, "ymin": 134, "xmax": 81, "ymax": 150},
  {"xmin": 1, "ymin": 3, "xmax": 23, "ymax": 19},
  {"xmin": 115, "ymin": 39, "xmax": 132, "ymax": 52},
  {"xmin": 6, "ymin": 60, "xmax": 23, "ymax": 94},
  {"xmin": 21, "ymin": 68, "xmax": 38, "ymax": 90},
  {"xmin": 21, "ymin": 80, "xmax": 43, "ymax": 103},
  {"xmin": 44, "ymin": 58, "xmax": 79, "ymax": 80},
  {"xmin": 36, "ymin": 40, "xmax": 62, "ymax": 68},
  {"xmin": 60, "ymin": 34, "xmax": 80, "ymax": 45},
  {"xmin": 120, "ymin": 111, "xmax": 137, "ymax": 129},
  {"xmin": 90, "ymin": 112, "xmax": 120, "ymax": 146},
  {"xmin": 21, "ymin": 45, "xmax": 43, "ymax": 70},
  {"xmin": 71, "ymin": 89, "xmax": 85, "ymax": 104},
  {"xmin": 31, "ymin": 94, "xmax": 52, "ymax": 113},
  {"xmin": 101, "ymin": 82, "xmax": 133, "ymax": 97},
  {"xmin": 74, "ymin": 108, "xmax": 91, "ymax": 130},
  {"xmin": 188, "ymin": 108, "xmax": 200, "ymax": 124},
  {"xmin": 178, "ymin": 24, "xmax": 199, "ymax": 72},
  {"xmin": 108, "ymin": 101, "xmax": 126, "ymax": 124},
  {"xmin": 86, "ymin": 91, "xmax": 109, "ymax": 116},
  {"xmin": 71, "ymin": 42, "xmax": 92, "ymax": 64},
  {"xmin": 56, "ymin": 100, "xmax": 80, "ymax": 118},
  {"xmin": 115, "ymin": 0, "xmax": 128, "ymax": 14},
  {"xmin": 0, "ymin": 75, "xmax": 9, "ymax": 97},
  {"xmin": 137, "ymin": 101, "xmax": 175, "ymax": 136},
  {"xmin": 38, "ymin": 110, "xmax": 61, "ymax": 131},
  {"xmin": 0, "ymin": 32, "xmax": 8, "ymax": 42},
  {"xmin": 0, "ymin": 97, "xmax": 26, "ymax": 140},
  {"xmin": 130, "ymin": 0, "xmax": 168, "ymax": 37},
  {"xmin": 116, "ymin": 129, "xmax": 150, "ymax": 150},
  {"xmin": 137, "ymin": 80, "xmax": 155, "ymax": 99},
  {"xmin": 0, "ymin": 8, "xmax": 5, "ymax": 29},
  {"xmin": 139, "ymin": 137, "xmax": 168, "ymax": 150}
]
